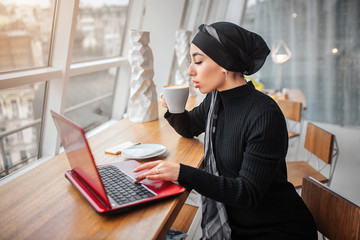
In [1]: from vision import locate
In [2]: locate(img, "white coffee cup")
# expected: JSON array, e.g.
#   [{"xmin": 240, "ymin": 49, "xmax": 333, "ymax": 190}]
[{"xmin": 162, "ymin": 85, "xmax": 189, "ymax": 113}]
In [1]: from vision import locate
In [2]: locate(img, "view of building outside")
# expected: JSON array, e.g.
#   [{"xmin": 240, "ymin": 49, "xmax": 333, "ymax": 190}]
[
  {"xmin": 65, "ymin": 68, "xmax": 117, "ymax": 132},
  {"xmin": 0, "ymin": 83, "xmax": 45, "ymax": 177},
  {"xmin": 0, "ymin": 0, "xmax": 54, "ymax": 177},
  {"xmin": 65, "ymin": 0, "xmax": 130, "ymax": 131},
  {"xmin": 0, "ymin": 0, "xmax": 130, "ymax": 179},
  {"xmin": 0, "ymin": 0, "xmax": 56, "ymax": 73},
  {"xmin": 72, "ymin": 0, "xmax": 129, "ymax": 63}
]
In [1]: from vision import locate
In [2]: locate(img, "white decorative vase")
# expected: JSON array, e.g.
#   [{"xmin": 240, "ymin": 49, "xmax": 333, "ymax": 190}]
[
  {"xmin": 174, "ymin": 29, "xmax": 196, "ymax": 96},
  {"xmin": 128, "ymin": 30, "xmax": 158, "ymax": 122}
]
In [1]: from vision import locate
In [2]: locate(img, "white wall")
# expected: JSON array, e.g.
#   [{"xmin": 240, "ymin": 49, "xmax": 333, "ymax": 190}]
[{"xmin": 141, "ymin": 0, "xmax": 187, "ymax": 95}]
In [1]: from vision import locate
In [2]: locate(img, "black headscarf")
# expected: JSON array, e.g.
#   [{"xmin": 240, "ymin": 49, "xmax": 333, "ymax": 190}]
[{"xmin": 191, "ymin": 22, "xmax": 270, "ymax": 75}]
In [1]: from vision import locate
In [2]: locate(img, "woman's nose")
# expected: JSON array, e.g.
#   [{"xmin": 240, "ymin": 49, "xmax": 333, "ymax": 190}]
[{"xmin": 188, "ymin": 64, "xmax": 195, "ymax": 76}]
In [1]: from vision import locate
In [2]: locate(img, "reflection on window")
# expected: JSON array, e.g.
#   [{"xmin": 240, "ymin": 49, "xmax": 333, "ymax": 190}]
[
  {"xmin": 20, "ymin": 150, "xmax": 27, "ymax": 160},
  {"xmin": 243, "ymin": 0, "xmax": 360, "ymax": 126},
  {"xmin": 0, "ymin": 83, "xmax": 45, "ymax": 178},
  {"xmin": 206, "ymin": 0, "xmax": 229, "ymax": 24},
  {"xmin": 171, "ymin": 0, "xmax": 208, "ymax": 84},
  {"xmin": 11, "ymin": 100, "xmax": 19, "ymax": 118},
  {"xmin": 0, "ymin": 0, "xmax": 56, "ymax": 73},
  {"xmin": 65, "ymin": 68, "xmax": 117, "ymax": 132},
  {"xmin": 183, "ymin": 0, "xmax": 208, "ymax": 37},
  {"xmin": 5, "ymin": 152, "xmax": 11, "ymax": 168},
  {"xmin": 27, "ymin": 100, "xmax": 33, "ymax": 117},
  {"xmin": 72, "ymin": 0, "xmax": 130, "ymax": 63}
]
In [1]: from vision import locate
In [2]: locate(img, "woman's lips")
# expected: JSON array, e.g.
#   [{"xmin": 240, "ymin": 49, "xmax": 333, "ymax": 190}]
[{"xmin": 193, "ymin": 80, "xmax": 199, "ymax": 88}]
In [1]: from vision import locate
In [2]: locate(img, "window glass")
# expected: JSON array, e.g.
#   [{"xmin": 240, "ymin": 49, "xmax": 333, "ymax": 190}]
[
  {"xmin": 184, "ymin": 0, "xmax": 208, "ymax": 35},
  {"xmin": 242, "ymin": 0, "xmax": 360, "ymax": 126},
  {"xmin": 205, "ymin": 0, "xmax": 229, "ymax": 24},
  {"xmin": 65, "ymin": 68, "xmax": 117, "ymax": 131},
  {"xmin": 71, "ymin": 0, "xmax": 130, "ymax": 63},
  {"xmin": 0, "ymin": 82, "xmax": 45, "ymax": 178},
  {"xmin": 0, "ymin": 0, "xmax": 56, "ymax": 73},
  {"xmin": 171, "ymin": 0, "xmax": 208, "ymax": 84}
]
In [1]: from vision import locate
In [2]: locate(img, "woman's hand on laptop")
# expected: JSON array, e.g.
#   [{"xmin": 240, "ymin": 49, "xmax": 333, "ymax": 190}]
[{"xmin": 133, "ymin": 160, "xmax": 179, "ymax": 183}]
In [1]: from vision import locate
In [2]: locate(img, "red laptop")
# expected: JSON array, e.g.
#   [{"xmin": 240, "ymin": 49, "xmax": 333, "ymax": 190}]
[{"xmin": 50, "ymin": 110, "xmax": 185, "ymax": 215}]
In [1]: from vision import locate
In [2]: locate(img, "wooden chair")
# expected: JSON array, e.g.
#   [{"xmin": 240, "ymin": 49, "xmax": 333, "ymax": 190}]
[
  {"xmin": 277, "ymin": 100, "xmax": 303, "ymax": 160},
  {"xmin": 301, "ymin": 177, "xmax": 360, "ymax": 240},
  {"xmin": 277, "ymin": 99, "xmax": 303, "ymax": 139},
  {"xmin": 286, "ymin": 122, "xmax": 339, "ymax": 189}
]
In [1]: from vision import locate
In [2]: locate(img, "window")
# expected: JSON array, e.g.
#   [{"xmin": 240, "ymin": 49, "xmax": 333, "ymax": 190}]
[
  {"xmin": 205, "ymin": 0, "xmax": 229, "ymax": 24},
  {"xmin": 242, "ymin": 0, "xmax": 360, "ymax": 126},
  {"xmin": 72, "ymin": 0, "xmax": 129, "ymax": 63},
  {"xmin": 20, "ymin": 150, "xmax": 27, "ymax": 160},
  {"xmin": 65, "ymin": 68, "xmax": 117, "ymax": 131},
  {"xmin": 5, "ymin": 152, "xmax": 11, "ymax": 168},
  {"xmin": 0, "ymin": 0, "xmax": 56, "ymax": 73},
  {"xmin": 0, "ymin": 0, "xmax": 55, "ymax": 178},
  {"xmin": 17, "ymin": 130, "xmax": 23, "ymax": 140},
  {"xmin": 0, "ymin": 0, "xmax": 131, "ymax": 180},
  {"xmin": 0, "ymin": 82, "xmax": 45, "ymax": 176},
  {"xmin": 183, "ymin": 0, "xmax": 208, "ymax": 35},
  {"xmin": 10, "ymin": 99, "xmax": 18, "ymax": 118},
  {"xmin": 65, "ymin": 0, "xmax": 130, "ymax": 132},
  {"xmin": 27, "ymin": 99, "xmax": 33, "ymax": 117}
]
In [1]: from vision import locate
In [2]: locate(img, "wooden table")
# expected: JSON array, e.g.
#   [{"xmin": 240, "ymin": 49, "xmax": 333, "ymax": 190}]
[{"xmin": 0, "ymin": 97, "xmax": 204, "ymax": 240}]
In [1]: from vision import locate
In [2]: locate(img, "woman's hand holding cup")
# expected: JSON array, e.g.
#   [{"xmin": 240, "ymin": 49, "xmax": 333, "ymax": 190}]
[
  {"xmin": 162, "ymin": 85, "xmax": 189, "ymax": 113},
  {"xmin": 159, "ymin": 93, "xmax": 168, "ymax": 109}
]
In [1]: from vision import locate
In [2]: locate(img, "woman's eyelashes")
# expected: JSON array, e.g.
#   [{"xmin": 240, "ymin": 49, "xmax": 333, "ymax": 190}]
[{"xmin": 190, "ymin": 61, "xmax": 202, "ymax": 65}]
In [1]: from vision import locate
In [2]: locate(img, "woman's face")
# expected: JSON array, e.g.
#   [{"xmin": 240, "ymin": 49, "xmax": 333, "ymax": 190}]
[{"xmin": 188, "ymin": 44, "xmax": 226, "ymax": 94}]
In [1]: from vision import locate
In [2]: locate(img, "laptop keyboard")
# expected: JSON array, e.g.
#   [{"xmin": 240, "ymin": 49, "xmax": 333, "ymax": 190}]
[{"xmin": 98, "ymin": 165, "xmax": 156, "ymax": 206}]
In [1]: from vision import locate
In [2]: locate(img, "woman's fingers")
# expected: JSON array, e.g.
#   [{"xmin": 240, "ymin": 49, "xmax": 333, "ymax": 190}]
[
  {"xmin": 159, "ymin": 93, "xmax": 168, "ymax": 109},
  {"xmin": 133, "ymin": 160, "xmax": 162, "ymax": 183},
  {"xmin": 133, "ymin": 160, "xmax": 161, "ymax": 172},
  {"xmin": 133, "ymin": 168, "xmax": 157, "ymax": 183},
  {"xmin": 133, "ymin": 161, "xmax": 180, "ymax": 183}
]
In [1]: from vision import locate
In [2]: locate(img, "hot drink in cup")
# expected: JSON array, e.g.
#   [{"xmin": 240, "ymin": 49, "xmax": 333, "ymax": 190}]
[{"xmin": 162, "ymin": 85, "xmax": 189, "ymax": 113}]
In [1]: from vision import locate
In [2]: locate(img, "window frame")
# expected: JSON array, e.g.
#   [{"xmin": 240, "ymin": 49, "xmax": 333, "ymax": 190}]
[{"xmin": 0, "ymin": 0, "xmax": 132, "ymax": 182}]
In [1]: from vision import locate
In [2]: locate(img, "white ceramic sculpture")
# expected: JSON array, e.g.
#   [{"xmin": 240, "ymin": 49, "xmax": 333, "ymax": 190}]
[
  {"xmin": 174, "ymin": 29, "xmax": 196, "ymax": 96},
  {"xmin": 128, "ymin": 30, "xmax": 158, "ymax": 122}
]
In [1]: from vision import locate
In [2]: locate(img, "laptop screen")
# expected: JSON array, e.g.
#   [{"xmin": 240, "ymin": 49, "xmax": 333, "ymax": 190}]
[{"xmin": 51, "ymin": 111, "xmax": 110, "ymax": 207}]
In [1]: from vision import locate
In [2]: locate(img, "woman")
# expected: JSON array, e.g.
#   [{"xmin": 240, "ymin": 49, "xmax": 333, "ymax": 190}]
[{"xmin": 134, "ymin": 22, "xmax": 317, "ymax": 240}]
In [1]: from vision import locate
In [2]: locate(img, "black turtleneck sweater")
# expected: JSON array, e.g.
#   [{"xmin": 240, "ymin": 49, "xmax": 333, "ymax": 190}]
[{"xmin": 164, "ymin": 82, "xmax": 317, "ymax": 240}]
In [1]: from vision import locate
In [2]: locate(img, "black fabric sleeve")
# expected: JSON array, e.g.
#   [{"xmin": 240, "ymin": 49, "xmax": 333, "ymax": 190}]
[
  {"xmin": 164, "ymin": 93, "xmax": 212, "ymax": 138},
  {"xmin": 178, "ymin": 108, "xmax": 288, "ymax": 209}
]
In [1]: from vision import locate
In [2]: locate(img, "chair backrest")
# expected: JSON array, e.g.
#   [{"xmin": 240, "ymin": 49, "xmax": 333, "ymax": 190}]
[
  {"xmin": 277, "ymin": 99, "xmax": 302, "ymax": 122},
  {"xmin": 304, "ymin": 122, "xmax": 334, "ymax": 164},
  {"xmin": 301, "ymin": 177, "xmax": 360, "ymax": 240}
]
